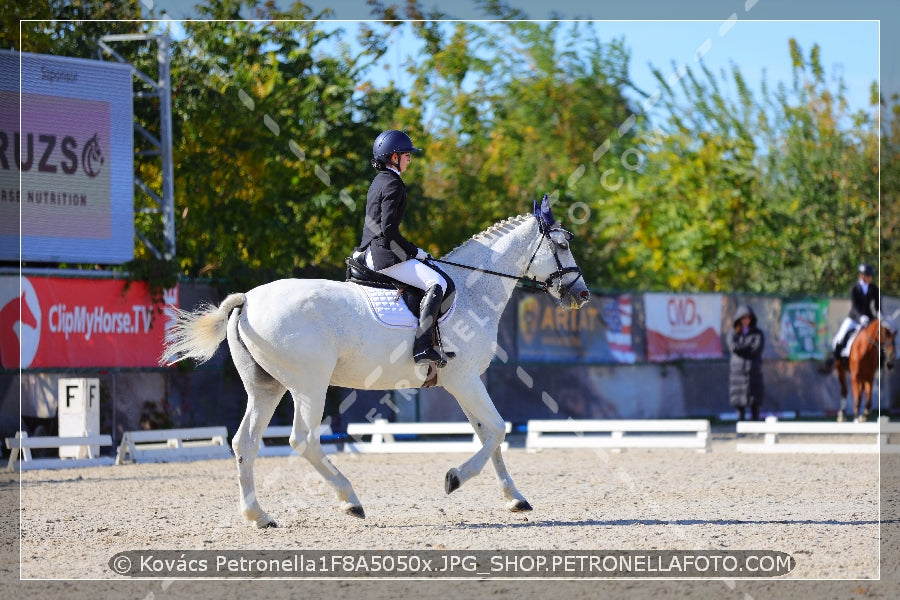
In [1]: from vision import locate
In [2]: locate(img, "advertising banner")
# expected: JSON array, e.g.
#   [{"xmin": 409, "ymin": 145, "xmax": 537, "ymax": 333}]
[
  {"xmin": 517, "ymin": 293, "xmax": 635, "ymax": 363},
  {"xmin": 0, "ymin": 276, "xmax": 177, "ymax": 369},
  {"xmin": 645, "ymin": 293, "xmax": 723, "ymax": 361},
  {"xmin": 780, "ymin": 299, "xmax": 829, "ymax": 360},
  {"xmin": 0, "ymin": 50, "xmax": 134, "ymax": 263}
]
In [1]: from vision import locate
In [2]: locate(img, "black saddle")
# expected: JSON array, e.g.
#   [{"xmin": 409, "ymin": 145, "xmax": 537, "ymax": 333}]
[{"xmin": 345, "ymin": 257, "xmax": 456, "ymax": 319}]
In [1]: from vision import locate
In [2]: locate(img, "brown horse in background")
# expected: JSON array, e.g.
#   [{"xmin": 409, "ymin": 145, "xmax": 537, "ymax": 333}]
[{"xmin": 835, "ymin": 319, "xmax": 896, "ymax": 422}]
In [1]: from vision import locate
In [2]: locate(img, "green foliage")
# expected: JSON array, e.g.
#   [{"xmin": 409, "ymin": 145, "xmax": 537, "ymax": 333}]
[
  {"xmin": 7, "ymin": 2, "xmax": 893, "ymax": 297},
  {"xmin": 167, "ymin": 0, "xmax": 395, "ymax": 293},
  {"xmin": 3, "ymin": 0, "xmax": 148, "ymax": 55}
]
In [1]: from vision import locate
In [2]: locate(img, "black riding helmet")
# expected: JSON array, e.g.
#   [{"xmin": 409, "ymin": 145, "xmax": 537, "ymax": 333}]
[
  {"xmin": 858, "ymin": 263, "xmax": 875, "ymax": 277},
  {"xmin": 371, "ymin": 130, "xmax": 421, "ymax": 168}
]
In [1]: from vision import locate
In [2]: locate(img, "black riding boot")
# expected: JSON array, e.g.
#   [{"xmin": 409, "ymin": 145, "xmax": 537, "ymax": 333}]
[
  {"xmin": 413, "ymin": 285, "xmax": 455, "ymax": 367},
  {"xmin": 821, "ymin": 336, "xmax": 848, "ymax": 373}
]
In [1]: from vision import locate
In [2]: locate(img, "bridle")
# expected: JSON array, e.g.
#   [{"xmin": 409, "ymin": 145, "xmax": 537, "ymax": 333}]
[
  {"xmin": 859, "ymin": 320, "xmax": 897, "ymax": 367},
  {"xmin": 431, "ymin": 216, "xmax": 585, "ymax": 298}
]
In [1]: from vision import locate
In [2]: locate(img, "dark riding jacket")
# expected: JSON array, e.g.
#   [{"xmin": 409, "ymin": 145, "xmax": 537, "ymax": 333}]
[
  {"xmin": 359, "ymin": 169, "xmax": 418, "ymax": 270},
  {"xmin": 848, "ymin": 280, "xmax": 879, "ymax": 322}
]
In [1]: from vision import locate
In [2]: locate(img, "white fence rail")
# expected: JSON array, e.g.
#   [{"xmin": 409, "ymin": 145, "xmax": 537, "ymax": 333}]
[
  {"xmin": 344, "ymin": 419, "xmax": 510, "ymax": 453},
  {"xmin": 116, "ymin": 426, "xmax": 232, "ymax": 464},
  {"xmin": 5, "ymin": 431, "xmax": 115, "ymax": 471},
  {"xmin": 735, "ymin": 416, "xmax": 898, "ymax": 453},
  {"xmin": 526, "ymin": 419, "xmax": 712, "ymax": 453}
]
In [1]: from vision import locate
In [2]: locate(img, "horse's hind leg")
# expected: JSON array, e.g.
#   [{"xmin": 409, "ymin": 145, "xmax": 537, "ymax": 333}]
[
  {"xmin": 286, "ymin": 376, "xmax": 365, "ymax": 519},
  {"xmin": 459, "ymin": 405, "xmax": 531, "ymax": 512},
  {"xmin": 228, "ymin": 309, "xmax": 285, "ymax": 528}
]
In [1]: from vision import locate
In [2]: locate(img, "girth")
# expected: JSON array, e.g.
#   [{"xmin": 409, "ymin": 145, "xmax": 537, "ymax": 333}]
[{"xmin": 344, "ymin": 257, "xmax": 456, "ymax": 319}]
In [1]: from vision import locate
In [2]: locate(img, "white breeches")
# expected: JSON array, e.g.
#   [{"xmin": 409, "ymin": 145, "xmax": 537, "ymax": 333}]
[
  {"xmin": 364, "ymin": 252, "xmax": 446, "ymax": 293},
  {"xmin": 832, "ymin": 317, "xmax": 858, "ymax": 348}
]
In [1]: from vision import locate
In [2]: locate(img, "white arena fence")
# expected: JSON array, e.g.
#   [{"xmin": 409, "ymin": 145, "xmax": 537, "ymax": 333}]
[
  {"xmin": 7, "ymin": 417, "xmax": 900, "ymax": 470},
  {"xmin": 344, "ymin": 419, "xmax": 510, "ymax": 453},
  {"xmin": 525, "ymin": 419, "xmax": 712, "ymax": 453},
  {"xmin": 5, "ymin": 431, "xmax": 115, "ymax": 471},
  {"xmin": 735, "ymin": 416, "xmax": 900, "ymax": 454}
]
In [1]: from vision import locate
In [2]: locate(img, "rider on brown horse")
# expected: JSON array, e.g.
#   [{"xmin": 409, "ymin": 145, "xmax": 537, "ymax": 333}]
[{"xmin": 821, "ymin": 263, "xmax": 879, "ymax": 373}]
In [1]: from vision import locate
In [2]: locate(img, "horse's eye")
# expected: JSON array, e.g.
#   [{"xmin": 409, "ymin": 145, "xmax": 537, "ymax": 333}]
[{"xmin": 556, "ymin": 241, "xmax": 569, "ymax": 250}]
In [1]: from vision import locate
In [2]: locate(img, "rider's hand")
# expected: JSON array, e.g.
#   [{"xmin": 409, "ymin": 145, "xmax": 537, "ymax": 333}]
[
  {"xmin": 859, "ymin": 315, "xmax": 870, "ymax": 327},
  {"xmin": 416, "ymin": 248, "xmax": 428, "ymax": 260}
]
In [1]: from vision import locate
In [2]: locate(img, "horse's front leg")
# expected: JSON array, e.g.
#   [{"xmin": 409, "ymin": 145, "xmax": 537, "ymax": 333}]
[
  {"xmin": 860, "ymin": 380, "xmax": 872, "ymax": 421},
  {"xmin": 443, "ymin": 376, "xmax": 529, "ymax": 511},
  {"xmin": 850, "ymin": 373, "xmax": 866, "ymax": 421},
  {"xmin": 460, "ymin": 405, "xmax": 532, "ymax": 512}
]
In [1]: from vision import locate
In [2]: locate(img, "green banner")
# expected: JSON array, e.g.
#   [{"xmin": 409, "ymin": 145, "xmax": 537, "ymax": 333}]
[{"xmin": 779, "ymin": 300, "xmax": 829, "ymax": 360}]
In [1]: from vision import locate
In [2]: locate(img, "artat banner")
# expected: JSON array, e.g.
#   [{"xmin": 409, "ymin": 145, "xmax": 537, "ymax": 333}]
[
  {"xmin": 644, "ymin": 293, "xmax": 723, "ymax": 361},
  {"xmin": 517, "ymin": 293, "xmax": 635, "ymax": 363},
  {"xmin": 0, "ymin": 276, "xmax": 177, "ymax": 368},
  {"xmin": 0, "ymin": 50, "xmax": 134, "ymax": 263},
  {"xmin": 780, "ymin": 299, "xmax": 829, "ymax": 360}
]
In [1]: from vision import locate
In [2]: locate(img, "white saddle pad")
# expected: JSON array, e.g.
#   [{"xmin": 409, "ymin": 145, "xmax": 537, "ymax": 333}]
[{"xmin": 352, "ymin": 283, "xmax": 456, "ymax": 329}]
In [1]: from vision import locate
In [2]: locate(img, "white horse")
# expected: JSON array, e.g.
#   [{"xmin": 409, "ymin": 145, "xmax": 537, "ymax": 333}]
[{"xmin": 163, "ymin": 202, "xmax": 590, "ymax": 528}]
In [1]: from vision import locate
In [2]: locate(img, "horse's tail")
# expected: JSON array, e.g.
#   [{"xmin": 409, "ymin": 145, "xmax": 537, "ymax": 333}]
[{"xmin": 160, "ymin": 293, "xmax": 247, "ymax": 365}]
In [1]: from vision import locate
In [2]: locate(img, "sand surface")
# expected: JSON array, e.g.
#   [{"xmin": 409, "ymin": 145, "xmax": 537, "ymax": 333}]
[{"xmin": 2, "ymin": 434, "xmax": 898, "ymax": 599}]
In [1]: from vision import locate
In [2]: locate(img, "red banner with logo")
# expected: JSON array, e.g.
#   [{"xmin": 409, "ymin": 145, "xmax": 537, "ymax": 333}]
[
  {"xmin": 0, "ymin": 275, "xmax": 177, "ymax": 368},
  {"xmin": 644, "ymin": 293, "xmax": 723, "ymax": 362}
]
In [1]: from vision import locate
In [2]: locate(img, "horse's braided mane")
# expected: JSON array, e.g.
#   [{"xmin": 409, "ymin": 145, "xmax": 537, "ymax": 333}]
[{"xmin": 444, "ymin": 213, "xmax": 532, "ymax": 256}]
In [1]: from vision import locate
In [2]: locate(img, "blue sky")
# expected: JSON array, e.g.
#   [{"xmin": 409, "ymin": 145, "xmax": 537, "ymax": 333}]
[
  {"xmin": 150, "ymin": 1, "xmax": 883, "ymax": 119},
  {"xmin": 346, "ymin": 20, "xmax": 879, "ymax": 119}
]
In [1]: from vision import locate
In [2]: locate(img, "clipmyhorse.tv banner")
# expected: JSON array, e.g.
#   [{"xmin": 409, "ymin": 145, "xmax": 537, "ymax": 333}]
[{"xmin": 0, "ymin": 276, "xmax": 177, "ymax": 368}]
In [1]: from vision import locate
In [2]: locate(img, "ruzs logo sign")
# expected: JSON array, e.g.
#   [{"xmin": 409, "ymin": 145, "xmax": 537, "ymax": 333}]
[
  {"xmin": 0, "ymin": 49, "xmax": 134, "ymax": 263},
  {"xmin": 0, "ymin": 130, "xmax": 105, "ymax": 178}
]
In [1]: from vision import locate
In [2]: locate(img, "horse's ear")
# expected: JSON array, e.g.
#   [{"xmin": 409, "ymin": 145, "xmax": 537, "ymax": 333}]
[{"xmin": 540, "ymin": 193, "xmax": 556, "ymax": 226}]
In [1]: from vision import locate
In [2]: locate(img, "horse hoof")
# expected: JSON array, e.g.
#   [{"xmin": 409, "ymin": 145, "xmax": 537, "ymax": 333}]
[
  {"xmin": 346, "ymin": 505, "xmax": 366, "ymax": 519},
  {"xmin": 445, "ymin": 469, "xmax": 461, "ymax": 494},
  {"xmin": 509, "ymin": 499, "xmax": 533, "ymax": 512}
]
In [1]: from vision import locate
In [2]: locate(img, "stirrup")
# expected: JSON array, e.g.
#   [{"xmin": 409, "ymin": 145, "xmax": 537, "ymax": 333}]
[{"xmin": 415, "ymin": 346, "xmax": 450, "ymax": 368}]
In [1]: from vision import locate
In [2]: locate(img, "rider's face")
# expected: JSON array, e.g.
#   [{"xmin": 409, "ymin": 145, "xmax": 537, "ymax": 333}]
[{"xmin": 396, "ymin": 152, "xmax": 412, "ymax": 173}]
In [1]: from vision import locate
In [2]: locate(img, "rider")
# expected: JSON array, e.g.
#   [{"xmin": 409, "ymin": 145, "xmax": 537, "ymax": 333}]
[
  {"xmin": 822, "ymin": 263, "xmax": 879, "ymax": 372},
  {"xmin": 356, "ymin": 130, "xmax": 453, "ymax": 366}
]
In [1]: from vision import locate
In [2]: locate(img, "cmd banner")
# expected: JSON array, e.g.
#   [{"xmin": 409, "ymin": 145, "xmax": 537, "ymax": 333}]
[{"xmin": 0, "ymin": 275, "xmax": 177, "ymax": 369}]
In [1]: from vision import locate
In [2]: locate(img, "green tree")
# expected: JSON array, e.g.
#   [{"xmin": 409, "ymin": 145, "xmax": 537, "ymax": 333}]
[
  {"xmin": 3, "ymin": 0, "xmax": 148, "ymax": 55},
  {"xmin": 373, "ymin": 12, "xmax": 639, "ymax": 284},
  {"xmin": 881, "ymin": 94, "xmax": 900, "ymax": 295},
  {"xmin": 615, "ymin": 39, "xmax": 879, "ymax": 295},
  {"xmin": 167, "ymin": 0, "xmax": 397, "ymax": 291}
]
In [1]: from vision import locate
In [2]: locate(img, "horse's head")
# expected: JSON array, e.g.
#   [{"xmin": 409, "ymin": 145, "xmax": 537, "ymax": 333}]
[{"xmin": 525, "ymin": 196, "xmax": 590, "ymax": 309}]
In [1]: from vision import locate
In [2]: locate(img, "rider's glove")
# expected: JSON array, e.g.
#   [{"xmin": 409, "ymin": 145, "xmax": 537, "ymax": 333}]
[
  {"xmin": 859, "ymin": 315, "xmax": 870, "ymax": 327},
  {"xmin": 416, "ymin": 248, "xmax": 429, "ymax": 260}
]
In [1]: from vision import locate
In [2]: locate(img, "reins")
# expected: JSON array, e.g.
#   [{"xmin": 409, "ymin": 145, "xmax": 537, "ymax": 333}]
[{"xmin": 429, "ymin": 222, "xmax": 584, "ymax": 296}]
